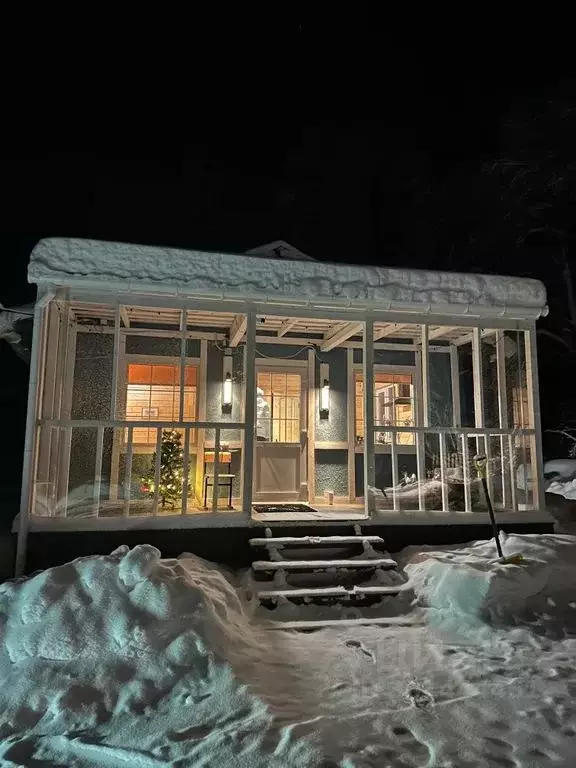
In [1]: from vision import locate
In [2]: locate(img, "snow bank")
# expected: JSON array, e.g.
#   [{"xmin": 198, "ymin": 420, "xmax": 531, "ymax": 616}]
[
  {"xmin": 0, "ymin": 545, "xmax": 320, "ymax": 767},
  {"xmin": 398, "ymin": 533, "xmax": 576, "ymax": 637},
  {"xmin": 28, "ymin": 237, "xmax": 548, "ymax": 316},
  {"xmin": 544, "ymin": 458, "xmax": 576, "ymax": 481},
  {"xmin": 4, "ymin": 542, "xmax": 576, "ymax": 766},
  {"xmin": 548, "ymin": 478, "xmax": 576, "ymax": 500}
]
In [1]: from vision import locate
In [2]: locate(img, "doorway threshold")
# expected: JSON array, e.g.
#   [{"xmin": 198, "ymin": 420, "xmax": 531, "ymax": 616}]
[{"xmin": 251, "ymin": 504, "xmax": 368, "ymax": 522}]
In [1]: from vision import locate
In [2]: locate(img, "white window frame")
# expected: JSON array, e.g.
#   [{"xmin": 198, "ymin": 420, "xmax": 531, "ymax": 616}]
[
  {"xmin": 352, "ymin": 363, "xmax": 419, "ymax": 454},
  {"xmin": 120, "ymin": 354, "xmax": 201, "ymax": 452}
]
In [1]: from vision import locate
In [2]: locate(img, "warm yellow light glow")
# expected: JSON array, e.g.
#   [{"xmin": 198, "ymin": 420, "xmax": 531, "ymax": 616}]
[
  {"xmin": 223, "ymin": 372, "xmax": 233, "ymax": 407},
  {"xmin": 320, "ymin": 379, "xmax": 330, "ymax": 412}
]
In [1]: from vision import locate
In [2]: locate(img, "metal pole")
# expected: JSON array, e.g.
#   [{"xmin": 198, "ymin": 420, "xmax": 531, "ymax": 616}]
[{"xmin": 474, "ymin": 454, "xmax": 503, "ymax": 559}]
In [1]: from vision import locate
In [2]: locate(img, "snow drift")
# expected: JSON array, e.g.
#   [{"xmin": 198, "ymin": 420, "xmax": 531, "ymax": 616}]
[
  {"xmin": 3, "ymin": 537, "xmax": 576, "ymax": 766},
  {"xmin": 399, "ymin": 532, "xmax": 576, "ymax": 638},
  {"xmin": 0, "ymin": 545, "xmax": 320, "ymax": 767}
]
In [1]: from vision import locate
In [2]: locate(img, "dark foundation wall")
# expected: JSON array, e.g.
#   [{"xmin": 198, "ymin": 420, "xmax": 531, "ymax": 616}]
[{"xmin": 19, "ymin": 521, "xmax": 553, "ymax": 575}]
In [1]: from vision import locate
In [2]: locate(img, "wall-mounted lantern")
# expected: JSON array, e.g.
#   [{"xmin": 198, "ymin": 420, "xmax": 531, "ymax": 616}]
[
  {"xmin": 319, "ymin": 362, "xmax": 330, "ymax": 415},
  {"xmin": 222, "ymin": 351, "xmax": 233, "ymax": 410}
]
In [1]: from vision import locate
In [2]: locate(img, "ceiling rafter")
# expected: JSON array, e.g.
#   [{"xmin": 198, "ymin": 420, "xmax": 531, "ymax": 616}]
[
  {"xmin": 428, "ymin": 325, "xmax": 459, "ymax": 340},
  {"xmin": 119, "ymin": 306, "xmax": 130, "ymax": 328},
  {"xmin": 229, "ymin": 314, "xmax": 247, "ymax": 347},
  {"xmin": 277, "ymin": 318, "xmax": 299, "ymax": 337},
  {"xmin": 374, "ymin": 323, "xmax": 412, "ymax": 340},
  {"xmin": 320, "ymin": 321, "xmax": 363, "ymax": 352}
]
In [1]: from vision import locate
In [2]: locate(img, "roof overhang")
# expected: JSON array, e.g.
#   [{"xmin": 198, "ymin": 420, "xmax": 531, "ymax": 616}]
[{"xmin": 28, "ymin": 238, "xmax": 549, "ymax": 322}]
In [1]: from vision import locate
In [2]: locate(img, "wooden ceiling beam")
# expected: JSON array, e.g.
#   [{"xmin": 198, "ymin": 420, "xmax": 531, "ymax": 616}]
[
  {"xmin": 119, "ymin": 306, "xmax": 130, "ymax": 328},
  {"xmin": 428, "ymin": 325, "xmax": 459, "ymax": 340},
  {"xmin": 277, "ymin": 318, "xmax": 299, "ymax": 337},
  {"xmin": 321, "ymin": 321, "xmax": 363, "ymax": 352},
  {"xmin": 229, "ymin": 314, "xmax": 247, "ymax": 347},
  {"xmin": 374, "ymin": 323, "xmax": 412, "ymax": 340}
]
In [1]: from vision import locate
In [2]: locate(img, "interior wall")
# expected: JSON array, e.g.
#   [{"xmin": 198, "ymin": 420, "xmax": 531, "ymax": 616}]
[
  {"xmin": 315, "ymin": 348, "xmax": 347, "ymax": 442},
  {"xmin": 315, "ymin": 449, "xmax": 349, "ymax": 498},
  {"xmin": 314, "ymin": 348, "xmax": 348, "ymax": 499},
  {"xmin": 255, "ymin": 341, "xmax": 309, "ymax": 361},
  {"xmin": 125, "ymin": 337, "xmax": 201, "ymax": 357},
  {"xmin": 354, "ymin": 348, "xmax": 416, "ymax": 366},
  {"xmin": 69, "ymin": 334, "xmax": 114, "ymax": 497}
]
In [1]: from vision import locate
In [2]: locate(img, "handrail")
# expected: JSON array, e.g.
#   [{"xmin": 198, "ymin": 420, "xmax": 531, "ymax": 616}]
[
  {"xmin": 371, "ymin": 425, "xmax": 534, "ymax": 436},
  {"xmin": 39, "ymin": 419, "xmax": 247, "ymax": 430}
]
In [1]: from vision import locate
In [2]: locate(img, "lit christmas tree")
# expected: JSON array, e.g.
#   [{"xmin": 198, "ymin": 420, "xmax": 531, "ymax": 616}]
[{"xmin": 140, "ymin": 429, "xmax": 184, "ymax": 509}]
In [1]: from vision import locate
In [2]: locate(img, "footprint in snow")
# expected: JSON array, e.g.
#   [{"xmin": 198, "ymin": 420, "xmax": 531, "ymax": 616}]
[
  {"xmin": 345, "ymin": 639, "xmax": 375, "ymax": 662},
  {"xmin": 406, "ymin": 685, "xmax": 435, "ymax": 711}
]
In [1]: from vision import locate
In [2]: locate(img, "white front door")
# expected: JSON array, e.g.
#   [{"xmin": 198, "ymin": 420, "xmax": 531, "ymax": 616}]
[{"xmin": 254, "ymin": 368, "xmax": 307, "ymax": 501}]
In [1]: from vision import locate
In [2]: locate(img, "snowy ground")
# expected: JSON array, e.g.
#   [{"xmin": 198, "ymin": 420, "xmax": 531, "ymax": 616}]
[{"xmin": 1, "ymin": 536, "xmax": 576, "ymax": 766}]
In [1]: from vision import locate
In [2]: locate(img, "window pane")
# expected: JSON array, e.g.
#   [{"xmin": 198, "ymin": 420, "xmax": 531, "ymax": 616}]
[
  {"xmin": 128, "ymin": 364, "xmax": 152, "ymax": 384},
  {"xmin": 184, "ymin": 366, "xmax": 197, "ymax": 386},
  {"xmin": 126, "ymin": 364, "xmax": 198, "ymax": 444},
  {"xmin": 256, "ymin": 371, "xmax": 301, "ymax": 443},
  {"xmin": 151, "ymin": 365, "xmax": 177, "ymax": 385},
  {"xmin": 355, "ymin": 372, "xmax": 414, "ymax": 445},
  {"xmin": 505, "ymin": 332, "xmax": 529, "ymax": 429},
  {"xmin": 271, "ymin": 372, "xmax": 287, "ymax": 395}
]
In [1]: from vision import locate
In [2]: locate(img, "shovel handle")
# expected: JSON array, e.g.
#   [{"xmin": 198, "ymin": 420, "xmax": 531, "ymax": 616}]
[{"xmin": 473, "ymin": 454, "xmax": 504, "ymax": 560}]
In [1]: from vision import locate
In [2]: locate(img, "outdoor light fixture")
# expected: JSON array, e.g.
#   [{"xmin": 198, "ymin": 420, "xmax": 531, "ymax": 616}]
[
  {"xmin": 319, "ymin": 363, "xmax": 330, "ymax": 414},
  {"xmin": 222, "ymin": 352, "xmax": 233, "ymax": 409}
]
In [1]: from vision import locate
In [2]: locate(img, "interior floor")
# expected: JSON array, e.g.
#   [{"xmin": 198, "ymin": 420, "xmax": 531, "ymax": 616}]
[{"xmin": 60, "ymin": 498, "xmax": 239, "ymax": 519}]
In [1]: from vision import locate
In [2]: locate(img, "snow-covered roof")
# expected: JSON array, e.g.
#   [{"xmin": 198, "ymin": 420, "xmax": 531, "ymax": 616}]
[{"xmin": 28, "ymin": 238, "xmax": 548, "ymax": 319}]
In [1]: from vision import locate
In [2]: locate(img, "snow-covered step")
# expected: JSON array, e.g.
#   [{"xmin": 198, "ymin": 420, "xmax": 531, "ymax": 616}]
[
  {"xmin": 266, "ymin": 612, "xmax": 425, "ymax": 630},
  {"xmin": 252, "ymin": 557, "xmax": 396, "ymax": 571},
  {"xmin": 256, "ymin": 584, "xmax": 410, "ymax": 600},
  {"xmin": 249, "ymin": 535, "xmax": 384, "ymax": 547}
]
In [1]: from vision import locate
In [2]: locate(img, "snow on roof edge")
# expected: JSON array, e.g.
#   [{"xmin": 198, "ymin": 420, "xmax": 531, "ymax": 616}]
[{"xmin": 28, "ymin": 237, "xmax": 548, "ymax": 319}]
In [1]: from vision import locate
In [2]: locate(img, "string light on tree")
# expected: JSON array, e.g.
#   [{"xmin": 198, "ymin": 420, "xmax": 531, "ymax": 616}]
[{"xmin": 140, "ymin": 429, "xmax": 184, "ymax": 509}]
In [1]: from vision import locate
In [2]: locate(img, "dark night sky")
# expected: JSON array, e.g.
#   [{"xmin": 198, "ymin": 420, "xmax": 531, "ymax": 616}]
[
  {"xmin": 0, "ymin": 57, "xmax": 568, "ymax": 302},
  {"xmin": 1, "ymin": 54, "xmax": 576, "ymax": 506}
]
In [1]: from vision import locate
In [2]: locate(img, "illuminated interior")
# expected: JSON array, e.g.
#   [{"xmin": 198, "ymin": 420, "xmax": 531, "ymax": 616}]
[
  {"xmin": 126, "ymin": 363, "xmax": 197, "ymax": 444},
  {"xmin": 256, "ymin": 371, "xmax": 301, "ymax": 443},
  {"xmin": 355, "ymin": 372, "xmax": 415, "ymax": 445}
]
